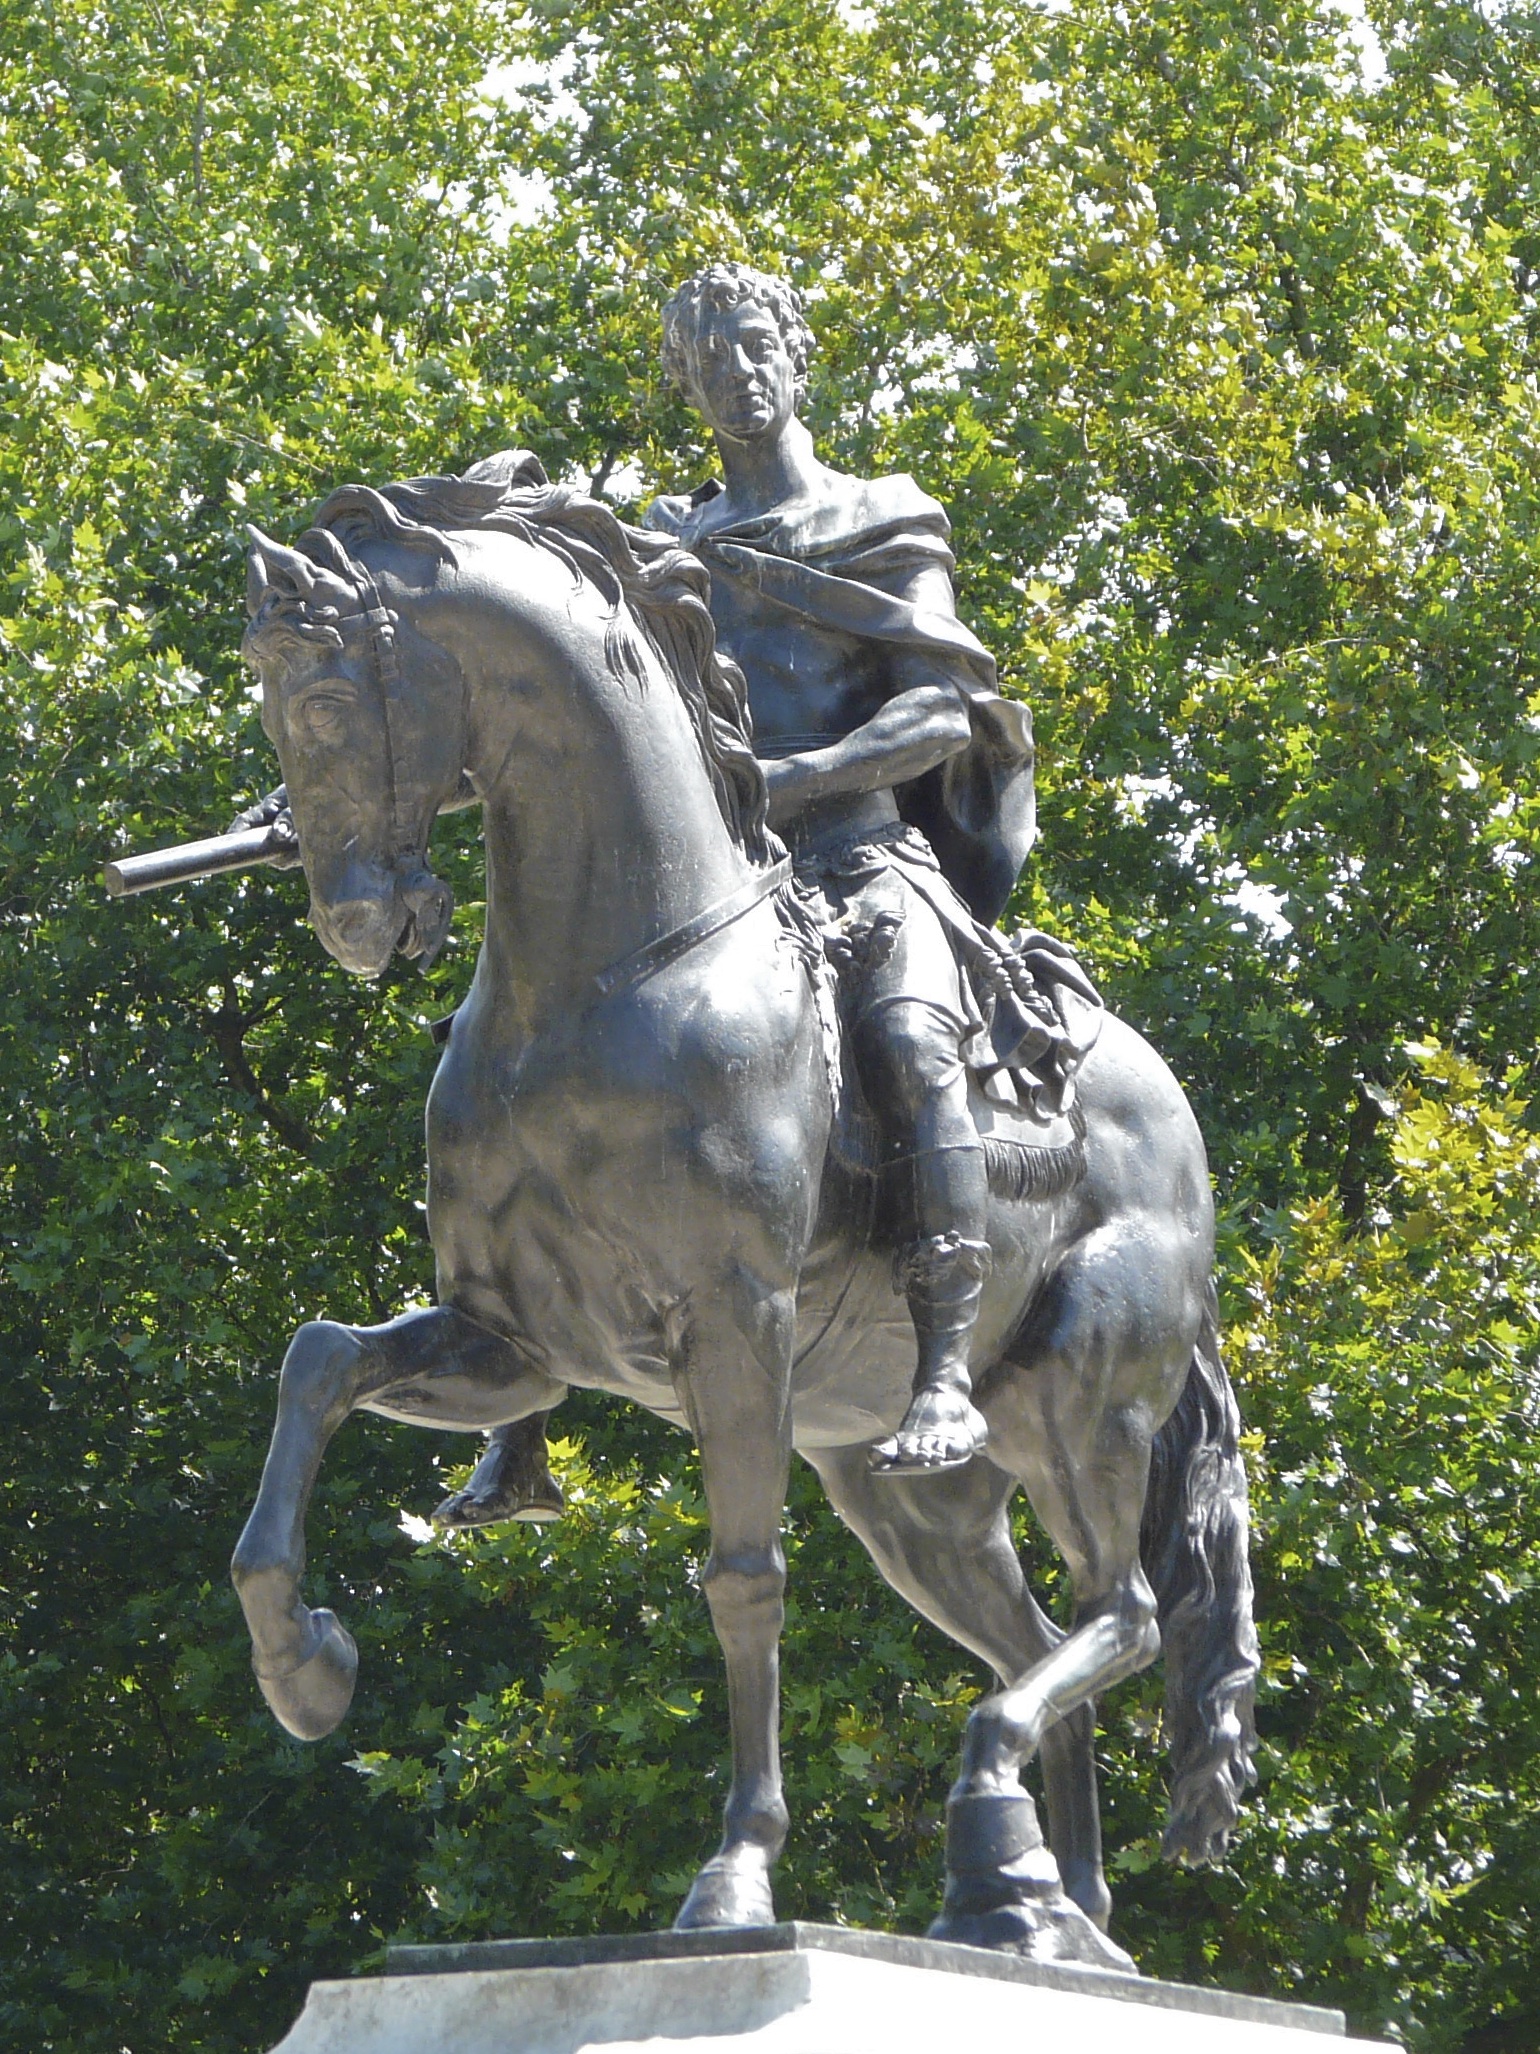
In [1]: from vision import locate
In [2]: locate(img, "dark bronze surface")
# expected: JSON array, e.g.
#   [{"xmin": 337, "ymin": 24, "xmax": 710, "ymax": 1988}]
[{"xmin": 213, "ymin": 273, "xmax": 1259, "ymax": 1969}]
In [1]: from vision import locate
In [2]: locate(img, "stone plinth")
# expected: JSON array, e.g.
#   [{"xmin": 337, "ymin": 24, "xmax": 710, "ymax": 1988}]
[{"xmin": 269, "ymin": 1923, "xmax": 1394, "ymax": 2054}]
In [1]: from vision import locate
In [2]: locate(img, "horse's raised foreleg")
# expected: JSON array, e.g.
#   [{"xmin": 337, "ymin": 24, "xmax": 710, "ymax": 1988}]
[
  {"xmin": 672, "ymin": 1280, "xmax": 797, "ymax": 1931},
  {"xmin": 803, "ymin": 1446, "xmax": 1112, "ymax": 1930},
  {"xmin": 231, "ymin": 1305, "xmax": 560, "ymax": 1740}
]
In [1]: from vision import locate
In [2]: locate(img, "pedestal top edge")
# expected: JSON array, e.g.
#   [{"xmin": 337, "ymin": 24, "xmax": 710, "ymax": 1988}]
[{"xmin": 384, "ymin": 1922, "xmax": 1346, "ymax": 2038}]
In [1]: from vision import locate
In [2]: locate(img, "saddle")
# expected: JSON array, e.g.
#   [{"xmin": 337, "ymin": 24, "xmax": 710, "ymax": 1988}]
[{"xmin": 773, "ymin": 878, "xmax": 1101, "ymax": 1202}]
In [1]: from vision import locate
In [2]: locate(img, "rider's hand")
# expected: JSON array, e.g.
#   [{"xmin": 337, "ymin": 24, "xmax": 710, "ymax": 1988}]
[{"xmin": 230, "ymin": 784, "xmax": 303, "ymax": 869}]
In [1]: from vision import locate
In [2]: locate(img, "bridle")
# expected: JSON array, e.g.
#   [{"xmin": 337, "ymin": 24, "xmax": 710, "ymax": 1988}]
[
  {"xmin": 327, "ymin": 542, "xmax": 458, "ymax": 971},
  {"xmin": 333, "ymin": 539, "xmax": 791, "ymax": 1009},
  {"xmin": 347, "ymin": 551, "xmax": 431, "ymax": 881}
]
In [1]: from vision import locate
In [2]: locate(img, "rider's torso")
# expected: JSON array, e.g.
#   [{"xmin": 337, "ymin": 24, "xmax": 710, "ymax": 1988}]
[
  {"xmin": 697, "ymin": 525, "xmax": 912, "ymax": 848},
  {"xmin": 709, "ymin": 579, "xmax": 893, "ymax": 752}
]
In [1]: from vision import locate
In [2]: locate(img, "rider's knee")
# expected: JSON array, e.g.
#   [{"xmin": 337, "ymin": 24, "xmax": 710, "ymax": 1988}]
[{"xmin": 859, "ymin": 1002, "xmax": 958, "ymax": 1124}]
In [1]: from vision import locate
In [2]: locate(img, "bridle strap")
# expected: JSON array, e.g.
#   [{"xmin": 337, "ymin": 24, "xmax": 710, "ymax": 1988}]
[
  {"xmin": 347, "ymin": 553, "xmax": 421, "ymax": 870},
  {"xmin": 338, "ymin": 539, "xmax": 787, "ymax": 1007}
]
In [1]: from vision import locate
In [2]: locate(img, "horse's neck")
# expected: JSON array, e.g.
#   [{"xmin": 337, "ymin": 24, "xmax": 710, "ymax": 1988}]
[{"xmin": 468, "ymin": 627, "xmax": 753, "ymax": 1036}]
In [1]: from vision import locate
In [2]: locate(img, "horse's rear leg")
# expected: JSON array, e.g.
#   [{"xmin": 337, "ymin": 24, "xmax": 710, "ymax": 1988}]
[
  {"xmin": 804, "ymin": 1447, "xmax": 1111, "ymax": 1931},
  {"xmin": 927, "ymin": 1247, "xmax": 1197, "ymax": 1964},
  {"xmin": 434, "ymin": 1411, "xmax": 566, "ymax": 1529},
  {"xmin": 231, "ymin": 1306, "xmax": 559, "ymax": 1740},
  {"xmin": 673, "ymin": 1284, "xmax": 797, "ymax": 1931}
]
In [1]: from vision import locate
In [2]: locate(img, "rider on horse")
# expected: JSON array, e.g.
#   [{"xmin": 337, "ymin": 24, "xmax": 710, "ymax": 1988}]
[
  {"xmin": 436, "ymin": 263, "xmax": 1098, "ymax": 1521},
  {"xmin": 232, "ymin": 263, "xmax": 1095, "ymax": 1519}
]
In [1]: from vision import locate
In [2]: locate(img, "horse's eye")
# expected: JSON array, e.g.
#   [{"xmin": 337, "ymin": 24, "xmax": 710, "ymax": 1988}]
[{"xmin": 301, "ymin": 693, "xmax": 350, "ymax": 742}]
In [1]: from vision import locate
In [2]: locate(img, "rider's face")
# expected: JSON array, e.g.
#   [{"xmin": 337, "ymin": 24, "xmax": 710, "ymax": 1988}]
[{"xmin": 682, "ymin": 302, "xmax": 800, "ymax": 445}]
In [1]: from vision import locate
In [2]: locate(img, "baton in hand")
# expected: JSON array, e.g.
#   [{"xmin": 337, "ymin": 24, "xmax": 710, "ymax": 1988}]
[{"xmin": 102, "ymin": 819, "xmax": 299, "ymax": 898}]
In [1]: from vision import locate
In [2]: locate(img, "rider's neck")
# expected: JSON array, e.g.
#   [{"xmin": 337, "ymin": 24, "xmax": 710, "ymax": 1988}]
[{"xmin": 713, "ymin": 416, "xmax": 829, "ymax": 523}]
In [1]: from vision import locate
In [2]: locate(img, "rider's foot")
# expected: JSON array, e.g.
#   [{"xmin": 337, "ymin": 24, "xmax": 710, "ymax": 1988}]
[{"xmin": 869, "ymin": 1384, "xmax": 988, "ymax": 1475}]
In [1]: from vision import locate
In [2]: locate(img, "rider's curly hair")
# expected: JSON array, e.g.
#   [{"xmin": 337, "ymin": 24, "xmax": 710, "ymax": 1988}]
[{"xmin": 660, "ymin": 263, "xmax": 814, "ymax": 404}]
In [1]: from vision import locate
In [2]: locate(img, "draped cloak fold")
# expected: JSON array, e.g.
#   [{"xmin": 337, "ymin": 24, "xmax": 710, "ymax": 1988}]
[{"xmin": 643, "ymin": 471, "xmax": 1036, "ymax": 928}]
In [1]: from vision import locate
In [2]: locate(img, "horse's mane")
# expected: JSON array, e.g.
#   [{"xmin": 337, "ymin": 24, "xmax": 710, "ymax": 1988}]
[{"xmin": 301, "ymin": 450, "xmax": 773, "ymax": 863}]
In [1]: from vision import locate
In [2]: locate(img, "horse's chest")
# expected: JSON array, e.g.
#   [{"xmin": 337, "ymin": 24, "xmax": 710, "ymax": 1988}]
[{"xmin": 424, "ymin": 969, "xmax": 814, "ymax": 1394}]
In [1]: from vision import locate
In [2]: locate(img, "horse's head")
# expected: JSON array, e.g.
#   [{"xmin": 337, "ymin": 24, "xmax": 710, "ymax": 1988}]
[{"xmin": 241, "ymin": 522, "xmax": 463, "ymax": 977}]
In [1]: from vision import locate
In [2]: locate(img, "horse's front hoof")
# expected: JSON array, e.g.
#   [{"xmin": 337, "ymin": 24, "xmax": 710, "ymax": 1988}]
[
  {"xmin": 673, "ymin": 1851, "xmax": 776, "ymax": 1930},
  {"xmin": 254, "ymin": 1608, "xmax": 358, "ymax": 1740}
]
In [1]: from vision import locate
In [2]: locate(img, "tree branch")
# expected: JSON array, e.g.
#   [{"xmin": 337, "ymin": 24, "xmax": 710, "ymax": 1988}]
[{"xmin": 206, "ymin": 987, "xmax": 313, "ymax": 1156}]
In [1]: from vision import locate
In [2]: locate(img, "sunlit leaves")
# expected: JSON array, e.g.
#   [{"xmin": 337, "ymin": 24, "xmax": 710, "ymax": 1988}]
[{"xmin": 6, "ymin": 0, "xmax": 1540, "ymax": 2047}]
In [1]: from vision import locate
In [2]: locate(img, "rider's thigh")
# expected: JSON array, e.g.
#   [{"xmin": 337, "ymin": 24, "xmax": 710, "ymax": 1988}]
[{"xmin": 848, "ymin": 883, "xmax": 972, "ymax": 1121}]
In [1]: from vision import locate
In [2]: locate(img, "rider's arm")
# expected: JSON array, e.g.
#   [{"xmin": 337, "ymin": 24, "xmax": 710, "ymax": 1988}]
[
  {"xmin": 762, "ymin": 684, "xmax": 969, "ymax": 827},
  {"xmin": 761, "ymin": 558, "xmax": 970, "ymax": 828}
]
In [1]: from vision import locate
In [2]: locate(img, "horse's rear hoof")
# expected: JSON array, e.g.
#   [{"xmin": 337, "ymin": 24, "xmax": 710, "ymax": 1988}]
[
  {"xmin": 930, "ymin": 1789, "xmax": 1139, "ymax": 1974},
  {"xmin": 433, "ymin": 1474, "xmax": 565, "ymax": 1529},
  {"xmin": 254, "ymin": 1609, "xmax": 358, "ymax": 1740}
]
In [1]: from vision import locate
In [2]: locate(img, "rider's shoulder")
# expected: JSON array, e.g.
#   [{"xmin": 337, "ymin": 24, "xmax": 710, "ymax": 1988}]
[
  {"xmin": 809, "ymin": 468, "xmax": 951, "ymax": 543},
  {"xmin": 642, "ymin": 478, "xmax": 724, "ymax": 537}
]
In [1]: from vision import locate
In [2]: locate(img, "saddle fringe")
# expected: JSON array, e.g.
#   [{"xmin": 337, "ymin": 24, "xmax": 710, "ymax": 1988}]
[{"xmin": 981, "ymin": 1106, "xmax": 1087, "ymax": 1202}]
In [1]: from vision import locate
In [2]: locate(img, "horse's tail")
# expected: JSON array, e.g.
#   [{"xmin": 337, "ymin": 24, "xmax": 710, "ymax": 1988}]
[{"xmin": 1139, "ymin": 1274, "xmax": 1260, "ymax": 1864}]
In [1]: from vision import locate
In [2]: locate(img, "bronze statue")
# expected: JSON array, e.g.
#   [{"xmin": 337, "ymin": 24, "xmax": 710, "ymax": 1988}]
[
  {"xmin": 441, "ymin": 262, "xmax": 1093, "ymax": 1517},
  {"xmin": 210, "ymin": 284, "xmax": 1260, "ymax": 1954},
  {"xmin": 112, "ymin": 265, "xmax": 1258, "ymax": 1964}
]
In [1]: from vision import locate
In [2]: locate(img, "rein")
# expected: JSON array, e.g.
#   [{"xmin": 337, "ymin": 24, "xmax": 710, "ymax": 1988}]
[
  {"xmin": 593, "ymin": 856, "xmax": 791, "ymax": 1003},
  {"xmin": 431, "ymin": 857, "xmax": 793, "ymax": 1049}
]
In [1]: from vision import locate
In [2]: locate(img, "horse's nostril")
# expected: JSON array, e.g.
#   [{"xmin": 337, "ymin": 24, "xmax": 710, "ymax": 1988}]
[
  {"xmin": 314, "ymin": 895, "xmax": 398, "ymax": 973},
  {"xmin": 333, "ymin": 904, "xmax": 374, "ymax": 946}
]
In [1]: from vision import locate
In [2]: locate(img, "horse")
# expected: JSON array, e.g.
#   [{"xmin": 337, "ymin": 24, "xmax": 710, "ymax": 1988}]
[{"xmin": 230, "ymin": 452, "xmax": 1259, "ymax": 1970}]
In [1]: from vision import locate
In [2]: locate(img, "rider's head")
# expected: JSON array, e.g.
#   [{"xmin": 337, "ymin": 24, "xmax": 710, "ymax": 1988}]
[{"xmin": 661, "ymin": 263, "xmax": 814, "ymax": 442}]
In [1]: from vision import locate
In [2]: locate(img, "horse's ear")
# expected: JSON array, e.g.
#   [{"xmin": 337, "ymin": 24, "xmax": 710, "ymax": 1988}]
[
  {"xmin": 463, "ymin": 448, "xmax": 549, "ymax": 492},
  {"xmin": 245, "ymin": 525, "xmax": 317, "ymax": 617}
]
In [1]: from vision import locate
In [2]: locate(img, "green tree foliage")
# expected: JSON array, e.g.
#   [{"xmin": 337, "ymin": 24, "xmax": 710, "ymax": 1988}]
[{"xmin": 3, "ymin": 0, "xmax": 1540, "ymax": 2046}]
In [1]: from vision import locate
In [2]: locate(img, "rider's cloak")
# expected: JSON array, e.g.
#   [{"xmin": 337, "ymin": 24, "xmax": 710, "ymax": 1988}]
[{"xmin": 642, "ymin": 471, "xmax": 1036, "ymax": 928}]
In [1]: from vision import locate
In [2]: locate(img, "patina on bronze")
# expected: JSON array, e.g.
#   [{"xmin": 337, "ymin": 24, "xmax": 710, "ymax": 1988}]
[{"xmin": 212, "ymin": 280, "xmax": 1259, "ymax": 1957}]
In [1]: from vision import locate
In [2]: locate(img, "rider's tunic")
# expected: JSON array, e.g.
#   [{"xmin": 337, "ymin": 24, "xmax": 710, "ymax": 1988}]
[{"xmin": 643, "ymin": 472, "xmax": 1096, "ymax": 1116}]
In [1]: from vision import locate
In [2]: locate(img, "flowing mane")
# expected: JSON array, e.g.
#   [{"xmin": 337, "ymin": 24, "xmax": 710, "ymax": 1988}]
[{"xmin": 302, "ymin": 450, "xmax": 773, "ymax": 862}]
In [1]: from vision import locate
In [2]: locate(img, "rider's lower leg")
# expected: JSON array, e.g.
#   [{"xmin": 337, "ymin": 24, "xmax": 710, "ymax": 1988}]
[{"xmin": 871, "ymin": 1111, "xmax": 992, "ymax": 1475}]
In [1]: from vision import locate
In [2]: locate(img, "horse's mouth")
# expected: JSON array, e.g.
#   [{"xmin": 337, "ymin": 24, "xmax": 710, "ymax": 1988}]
[{"xmin": 396, "ymin": 871, "xmax": 454, "ymax": 972}]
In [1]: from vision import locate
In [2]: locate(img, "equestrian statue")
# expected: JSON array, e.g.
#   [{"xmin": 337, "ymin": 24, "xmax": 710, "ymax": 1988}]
[{"xmin": 126, "ymin": 263, "xmax": 1259, "ymax": 1967}]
